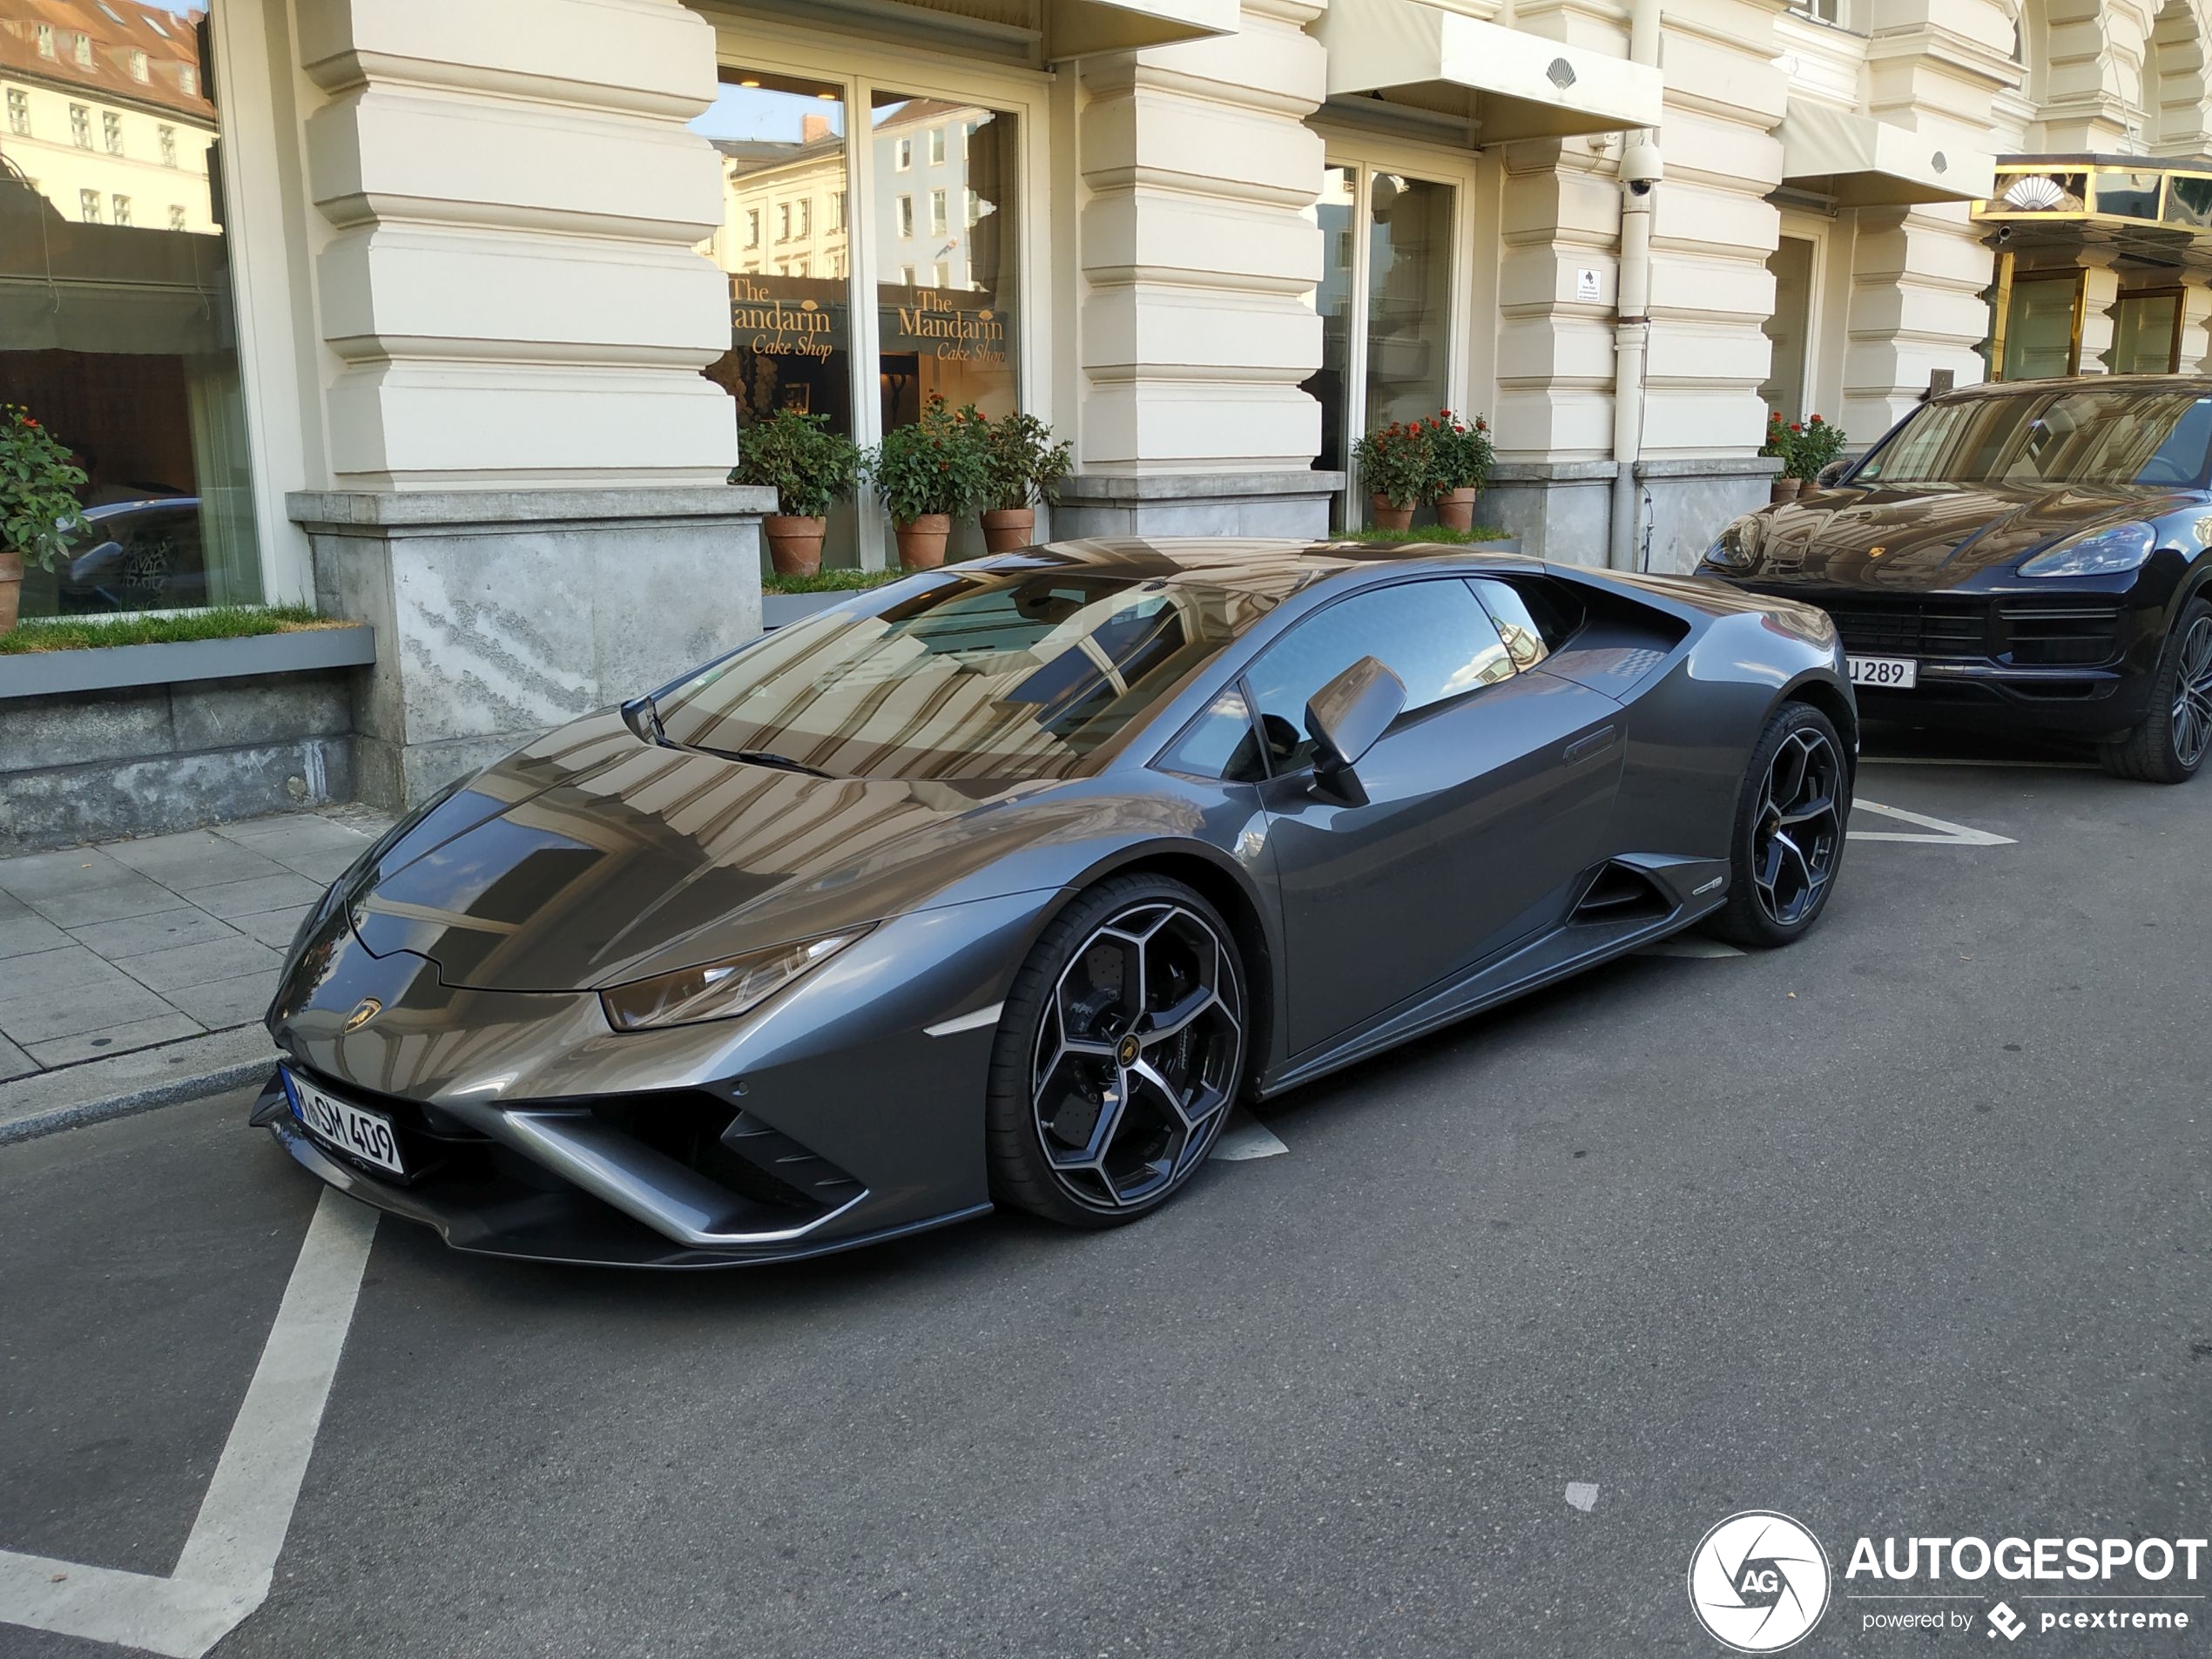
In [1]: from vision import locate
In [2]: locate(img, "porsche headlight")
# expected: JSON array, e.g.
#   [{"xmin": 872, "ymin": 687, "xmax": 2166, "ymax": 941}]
[
  {"xmin": 2019, "ymin": 521, "xmax": 2156, "ymax": 578},
  {"xmin": 1703, "ymin": 514, "xmax": 1763, "ymax": 572},
  {"xmin": 599, "ymin": 928, "xmax": 872, "ymax": 1033}
]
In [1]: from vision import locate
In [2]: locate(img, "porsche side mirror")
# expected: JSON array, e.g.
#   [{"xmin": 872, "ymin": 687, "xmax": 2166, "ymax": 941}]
[
  {"xmin": 1815, "ymin": 460, "xmax": 1851, "ymax": 489},
  {"xmin": 1305, "ymin": 655, "xmax": 1405, "ymax": 803}
]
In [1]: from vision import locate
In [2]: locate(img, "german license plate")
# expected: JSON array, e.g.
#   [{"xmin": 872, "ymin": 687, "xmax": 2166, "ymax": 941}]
[
  {"xmin": 1846, "ymin": 654, "xmax": 1918, "ymax": 690},
  {"xmin": 288, "ymin": 1070, "xmax": 405, "ymax": 1177}
]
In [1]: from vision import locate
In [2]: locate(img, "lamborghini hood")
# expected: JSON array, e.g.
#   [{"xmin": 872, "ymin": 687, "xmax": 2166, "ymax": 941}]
[
  {"xmin": 1740, "ymin": 482, "xmax": 2192, "ymax": 590},
  {"xmin": 345, "ymin": 711, "xmax": 1097, "ymax": 993}
]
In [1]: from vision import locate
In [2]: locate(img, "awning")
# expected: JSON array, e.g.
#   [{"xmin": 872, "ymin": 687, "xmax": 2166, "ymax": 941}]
[
  {"xmin": 1777, "ymin": 99, "xmax": 1995, "ymax": 206},
  {"xmin": 1313, "ymin": 0, "xmax": 1662, "ymax": 143},
  {"xmin": 1042, "ymin": 0, "xmax": 1237, "ymax": 59}
]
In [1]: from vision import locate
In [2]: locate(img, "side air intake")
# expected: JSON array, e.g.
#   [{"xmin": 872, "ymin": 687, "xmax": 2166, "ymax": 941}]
[{"xmin": 1570, "ymin": 861, "xmax": 1674, "ymax": 926}]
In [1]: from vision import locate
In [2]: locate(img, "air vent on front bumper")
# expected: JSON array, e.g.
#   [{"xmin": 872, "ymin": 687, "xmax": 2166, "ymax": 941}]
[
  {"xmin": 589, "ymin": 1094, "xmax": 860, "ymax": 1216},
  {"xmin": 1825, "ymin": 603, "xmax": 1987, "ymax": 658},
  {"xmin": 1998, "ymin": 602, "xmax": 2124, "ymax": 667}
]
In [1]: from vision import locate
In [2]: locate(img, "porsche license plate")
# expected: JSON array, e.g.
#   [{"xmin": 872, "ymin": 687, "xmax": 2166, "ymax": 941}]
[
  {"xmin": 289, "ymin": 1072, "xmax": 405, "ymax": 1177},
  {"xmin": 1846, "ymin": 654, "xmax": 1918, "ymax": 690}
]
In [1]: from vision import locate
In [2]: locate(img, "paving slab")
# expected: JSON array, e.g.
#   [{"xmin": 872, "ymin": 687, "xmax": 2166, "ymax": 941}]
[
  {"xmin": 178, "ymin": 871, "xmax": 326, "ymax": 921},
  {"xmin": 0, "ymin": 846, "xmax": 136, "ymax": 901},
  {"xmin": 162, "ymin": 971, "xmax": 280, "ymax": 1030},
  {"xmin": 0, "ymin": 968, "xmax": 179, "ymax": 1045},
  {"xmin": 105, "ymin": 830, "xmax": 290, "ymax": 889},
  {"xmin": 117, "ymin": 934, "xmax": 278, "ymax": 994},
  {"xmin": 233, "ymin": 905, "xmax": 311, "ymax": 949},
  {"xmin": 0, "ymin": 1033, "xmax": 33, "ymax": 1082},
  {"xmin": 69, "ymin": 907, "xmax": 239, "ymax": 961},
  {"xmin": 25, "ymin": 876, "xmax": 195, "ymax": 928},
  {"xmin": 24, "ymin": 1010, "xmax": 205, "ymax": 1069},
  {"xmin": 0, "ymin": 911, "xmax": 71, "ymax": 961}
]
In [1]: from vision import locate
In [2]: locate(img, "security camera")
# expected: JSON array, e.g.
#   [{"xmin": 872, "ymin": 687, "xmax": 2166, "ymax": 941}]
[
  {"xmin": 1621, "ymin": 138, "xmax": 1663, "ymax": 185},
  {"xmin": 1628, "ymin": 177, "xmax": 1654, "ymax": 197},
  {"xmin": 1995, "ymin": 224, "xmax": 2013, "ymax": 244}
]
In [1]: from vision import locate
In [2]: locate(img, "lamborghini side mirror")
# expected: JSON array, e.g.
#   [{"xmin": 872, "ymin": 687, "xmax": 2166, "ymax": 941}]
[{"xmin": 1305, "ymin": 655, "xmax": 1405, "ymax": 803}]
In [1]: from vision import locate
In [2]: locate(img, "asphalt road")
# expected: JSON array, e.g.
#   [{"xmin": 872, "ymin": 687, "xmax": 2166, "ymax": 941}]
[{"xmin": 3, "ymin": 741, "xmax": 2209, "ymax": 1658}]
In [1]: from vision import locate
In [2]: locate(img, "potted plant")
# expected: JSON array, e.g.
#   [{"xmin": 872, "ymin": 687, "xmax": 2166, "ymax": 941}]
[
  {"xmin": 1790, "ymin": 414, "xmax": 1847, "ymax": 490},
  {"xmin": 0, "ymin": 404, "xmax": 87, "ymax": 631},
  {"xmin": 1352, "ymin": 420, "xmax": 1435, "ymax": 530},
  {"xmin": 734, "ymin": 408, "xmax": 862, "ymax": 577},
  {"xmin": 974, "ymin": 409, "xmax": 1071, "ymax": 553},
  {"xmin": 1762, "ymin": 411, "xmax": 1800, "ymax": 502},
  {"xmin": 1429, "ymin": 409, "xmax": 1494, "ymax": 531},
  {"xmin": 867, "ymin": 395, "xmax": 989, "ymax": 569}
]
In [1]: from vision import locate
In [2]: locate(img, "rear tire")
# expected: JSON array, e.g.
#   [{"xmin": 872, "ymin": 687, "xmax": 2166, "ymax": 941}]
[
  {"xmin": 1704, "ymin": 701, "xmax": 1850, "ymax": 949},
  {"xmin": 2100, "ymin": 598, "xmax": 2212, "ymax": 784},
  {"xmin": 985, "ymin": 874, "xmax": 1249, "ymax": 1229}
]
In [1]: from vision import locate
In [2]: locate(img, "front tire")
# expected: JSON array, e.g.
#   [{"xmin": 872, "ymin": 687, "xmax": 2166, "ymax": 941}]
[
  {"xmin": 1704, "ymin": 701, "xmax": 1850, "ymax": 949},
  {"xmin": 986, "ymin": 875, "xmax": 1248, "ymax": 1229},
  {"xmin": 2101, "ymin": 598, "xmax": 2212, "ymax": 784}
]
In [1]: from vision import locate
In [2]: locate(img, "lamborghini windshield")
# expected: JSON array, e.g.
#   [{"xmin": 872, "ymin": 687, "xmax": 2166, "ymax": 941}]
[
  {"xmin": 654, "ymin": 563, "xmax": 1290, "ymax": 781},
  {"xmin": 1856, "ymin": 387, "xmax": 2212, "ymax": 489}
]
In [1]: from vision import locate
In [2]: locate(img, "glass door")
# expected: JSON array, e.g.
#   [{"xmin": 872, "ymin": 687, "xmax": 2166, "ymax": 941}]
[
  {"xmin": 2108, "ymin": 289, "xmax": 2182, "ymax": 374},
  {"xmin": 1300, "ymin": 160, "xmax": 1462, "ymax": 530},
  {"xmin": 1998, "ymin": 272, "xmax": 2085, "ymax": 381}
]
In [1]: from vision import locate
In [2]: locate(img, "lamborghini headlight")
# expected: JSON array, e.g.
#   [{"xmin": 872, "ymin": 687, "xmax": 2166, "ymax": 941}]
[
  {"xmin": 599, "ymin": 928, "xmax": 872, "ymax": 1032},
  {"xmin": 2019, "ymin": 521, "xmax": 2156, "ymax": 578},
  {"xmin": 1703, "ymin": 514, "xmax": 1763, "ymax": 572}
]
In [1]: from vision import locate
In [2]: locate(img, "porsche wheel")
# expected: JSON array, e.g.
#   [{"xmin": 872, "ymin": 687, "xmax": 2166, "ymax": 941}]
[
  {"xmin": 1704, "ymin": 701, "xmax": 1849, "ymax": 949},
  {"xmin": 2101, "ymin": 598, "xmax": 2212, "ymax": 784},
  {"xmin": 987, "ymin": 875, "xmax": 1248, "ymax": 1228}
]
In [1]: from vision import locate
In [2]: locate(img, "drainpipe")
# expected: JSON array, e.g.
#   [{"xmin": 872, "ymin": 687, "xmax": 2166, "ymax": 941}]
[{"xmin": 1608, "ymin": 0, "xmax": 1664, "ymax": 571}]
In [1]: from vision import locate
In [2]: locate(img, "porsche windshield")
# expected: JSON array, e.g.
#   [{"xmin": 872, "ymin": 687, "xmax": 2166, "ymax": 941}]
[
  {"xmin": 1856, "ymin": 388, "xmax": 2212, "ymax": 489},
  {"xmin": 653, "ymin": 566, "xmax": 1285, "ymax": 780}
]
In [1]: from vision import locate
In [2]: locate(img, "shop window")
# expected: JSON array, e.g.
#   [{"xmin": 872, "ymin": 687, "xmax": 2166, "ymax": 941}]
[
  {"xmin": 1302, "ymin": 163, "xmax": 1460, "ymax": 526},
  {"xmin": 693, "ymin": 71, "xmax": 1023, "ymax": 570},
  {"xmin": 6, "ymin": 90, "xmax": 26, "ymax": 137},
  {"xmin": 1, "ymin": 24, "xmax": 266, "ymax": 620},
  {"xmin": 1759, "ymin": 236, "xmax": 1816, "ymax": 421}
]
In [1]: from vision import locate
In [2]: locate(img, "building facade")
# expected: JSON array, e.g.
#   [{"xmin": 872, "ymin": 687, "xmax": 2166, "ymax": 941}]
[{"xmin": 5, "ymin": 0, "xmax": 2212, "ymax": 819}]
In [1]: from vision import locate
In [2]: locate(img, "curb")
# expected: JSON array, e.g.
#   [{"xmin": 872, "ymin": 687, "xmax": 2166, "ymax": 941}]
[{"xmin": 0, "ymin": 1028, "xmax": 278, "ymax": 1147}]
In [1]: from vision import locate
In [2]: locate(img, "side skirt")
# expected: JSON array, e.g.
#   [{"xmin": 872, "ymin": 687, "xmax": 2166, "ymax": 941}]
[{"xmin": 1257, "ymin": 855, "xmax": 1728, "ymax": 1098}]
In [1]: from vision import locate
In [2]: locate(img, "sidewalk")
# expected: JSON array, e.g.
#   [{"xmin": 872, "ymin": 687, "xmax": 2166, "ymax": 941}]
[{"xmin": 0, "ymin": 806, "xmax": 392, "ymax": 1115}]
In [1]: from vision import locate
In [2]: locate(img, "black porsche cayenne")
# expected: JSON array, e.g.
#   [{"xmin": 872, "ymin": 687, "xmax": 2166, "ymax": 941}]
[{"xmin": 1702, "ymin": 375, "xmax": 2212, "ymax": 781}]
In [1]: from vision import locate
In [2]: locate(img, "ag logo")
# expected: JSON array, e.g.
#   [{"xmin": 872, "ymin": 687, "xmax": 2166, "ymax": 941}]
[
  {"xmin": 342, "ymin": 997, "xmax": 382, "ymax": 1034},
  {"xmin": 1689, "ymin": 1511, "xmax": 1831, "ymax": 1652}
]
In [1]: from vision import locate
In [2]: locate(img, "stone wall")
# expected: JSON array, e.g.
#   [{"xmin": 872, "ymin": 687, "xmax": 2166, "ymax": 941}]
[{"xmin": 0, "ymin": 671, "xmax": 355, "ymax": 853}]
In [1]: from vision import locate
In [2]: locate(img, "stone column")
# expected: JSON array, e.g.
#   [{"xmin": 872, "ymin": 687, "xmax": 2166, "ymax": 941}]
[
  {"xmin": 1838, "ymin": 0, "xmax": 2016, "ymax": 442},
  {"xmin": 2180, "ymin": 285, "xmax": 2212, "ymax": 372},
  {"xmin": 285, "ymin": 0, "xmax": 769, "ymax": 807},
  {"xmin": 2076, "ymin": 254, "xmax": 2124, "ymax": 373},
  {"xmin": 1057, "ymin": 0, "xmax": 1341, "ymax": 536}
]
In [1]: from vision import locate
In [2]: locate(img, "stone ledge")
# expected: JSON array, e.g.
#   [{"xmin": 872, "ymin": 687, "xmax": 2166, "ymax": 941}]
[
  {"xmin": 1489, "ymin": 460, "xmax": 1617, "ymax": 483},
  {"xmin": 1635, "ymin": 455, "xmax": 1785, "ymax": 479},
  {"xmin": 0, "ymin": 1024, "xmax": 278, "ymax": 1146},
  {"xmin": 0, "ymin": 624, "xmax": 377, "ymax": 702},
  {"xmin": 1055, "ymin": 469, "xmax": 1347, "ymax": 503},
  {"xmin": 289, "ymin": 483, "xmax": 778, "ymax": 535}
]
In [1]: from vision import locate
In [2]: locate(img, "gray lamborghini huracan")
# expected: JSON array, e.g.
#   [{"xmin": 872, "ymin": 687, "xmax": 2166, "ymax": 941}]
[{"xmin": 255, "ymin": 538, "xmax": 1855, "ymax": 1266}]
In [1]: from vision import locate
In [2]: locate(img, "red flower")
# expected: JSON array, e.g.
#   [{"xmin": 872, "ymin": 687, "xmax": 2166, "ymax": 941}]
[{"xmin": 1790, "ymin": 422, "xmax": 1803, "ymax": 433}]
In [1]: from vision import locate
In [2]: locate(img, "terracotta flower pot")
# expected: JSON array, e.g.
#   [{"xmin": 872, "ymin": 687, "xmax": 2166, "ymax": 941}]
[
  {"xmin": 762, "ymin": 514, "xmax": 827, "ymax": 577},
  {"xmin": 895, "ymin": 513, "xmax": 953, "ymax": 570},
  {"xmin": 1434, "ymin": 487, "xmax": 1479, "ymax": 532},
  {"xmin": 1770, "ymin": 476, "xmax": 1804, "ymax": 504},
  {"xmin": 981, "ymin": 506, "xmax": 1035, "ymax": 554},
  {"xmin": 1370, "ymin": 494, "xmax": 1415, "ymax": 531},
  {"xmin": 0, "ymin": 551, "xmax": 22, "ymax": 633}
]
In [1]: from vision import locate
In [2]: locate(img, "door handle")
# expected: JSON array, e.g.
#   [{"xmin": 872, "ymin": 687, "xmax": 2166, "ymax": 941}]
[{"xmin": 1562, "ymin": 725, "xmax": 1617, "ymax": 765}]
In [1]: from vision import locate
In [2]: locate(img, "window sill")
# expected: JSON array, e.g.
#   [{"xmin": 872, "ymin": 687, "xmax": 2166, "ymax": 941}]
[{"xmin": 0, "ymin": 624, "xmax": 376, "ymax": 701}]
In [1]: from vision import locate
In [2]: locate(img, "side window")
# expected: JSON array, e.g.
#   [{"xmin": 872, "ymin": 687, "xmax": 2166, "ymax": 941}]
[
  {"xmin": 1244, "ymin": 580, "xmax": 1514, "ymax": 772},
  {"xmin": 1157, "ymin": 686, "xmax": 1265, "ymax": 783}
]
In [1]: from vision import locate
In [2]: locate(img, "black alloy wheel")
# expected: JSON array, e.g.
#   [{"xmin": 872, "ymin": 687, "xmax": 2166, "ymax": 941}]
[
  {"xmin": 2104, "ymin": 598, "xmax": 2212, "ymax": 783},
  {"xmin": 987, "ymin": 875, "xmax": 1247, "ymax": 1226},
  {"xmin": 1705, "ymin": 701, "xmax": 1850, "ymax": 948}
]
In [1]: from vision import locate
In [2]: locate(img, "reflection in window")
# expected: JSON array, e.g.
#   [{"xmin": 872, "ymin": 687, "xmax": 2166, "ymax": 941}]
[
  {"xmin": 1, "ymin": 10, "xmax": 265, "ymax": 618},
  {"xmin": 2108, "ymin": 291, "xmax": 2182, "ymax": 374},
  {"xmin": 1246, "ymin": 581, "xmax": 1512, "ymax": 772},
  {"xmin": 1302, "ymin": 165, "xmax": 1356, "ymax": 488},
  {"xmin": 1366, "ymin": 174, "xmax": 1454, "ymax": 432}
]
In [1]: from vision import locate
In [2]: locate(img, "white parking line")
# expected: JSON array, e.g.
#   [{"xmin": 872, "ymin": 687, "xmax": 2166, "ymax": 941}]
[
  {"xmin": 1212, "ymin": 1108, "xmax": 1289, "ymax": 1161},
  {"xmin": 0, "ymin": 1190, "xmax": 378, "ymax": 1659},
  {"xmin": 1849, "ymin": 799, "xmax": 2016, "ymax": 846}
]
